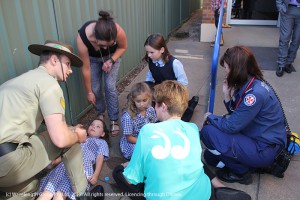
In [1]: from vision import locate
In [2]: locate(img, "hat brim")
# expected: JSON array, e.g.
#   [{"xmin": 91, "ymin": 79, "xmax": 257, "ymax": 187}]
[{"xmin": 28, "ymin": 44, "xmax": 83, "ymax": 67}]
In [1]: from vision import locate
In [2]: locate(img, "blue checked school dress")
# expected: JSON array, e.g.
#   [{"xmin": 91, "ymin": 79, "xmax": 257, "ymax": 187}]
[
  {"xmin": 120, "ymin": 106, "xmax": 157, "ymax": 160},
  {"xmin": 39, "ymin": 137, "xmax": 109, "ymax": 200}
]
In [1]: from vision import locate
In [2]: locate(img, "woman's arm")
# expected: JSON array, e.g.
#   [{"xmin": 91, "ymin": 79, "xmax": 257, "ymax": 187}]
[
  {"xmin": 207, "ymin": 92, "xmax": 264, "ymax": 133},
  {"xmin": 223, "ymin": 79, "xmax": 231, "ymax": 102},
  {"xmin": 76, "ymin": 34, "xmax": 96, "ymax": 105},
  {"xmin": 111, "ymin": 23, "xmax": 127, "ymax": 61}
]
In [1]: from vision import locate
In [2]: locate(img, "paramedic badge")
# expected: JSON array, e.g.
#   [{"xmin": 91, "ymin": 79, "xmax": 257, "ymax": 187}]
[{"xmin": 244, "ymin": 94, "xmax": 256, "ymax": 106}]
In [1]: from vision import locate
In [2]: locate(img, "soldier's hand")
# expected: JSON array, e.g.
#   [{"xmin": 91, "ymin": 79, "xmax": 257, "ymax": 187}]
[{"xmin": 74, "ymin": 124, "xmax": 87, "ymax": 143}]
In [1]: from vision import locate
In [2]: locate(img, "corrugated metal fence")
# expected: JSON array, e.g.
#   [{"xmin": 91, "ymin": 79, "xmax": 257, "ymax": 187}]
[{"xmin": 0, "ymin": 0, "xmax": 200, "ymax": 124}]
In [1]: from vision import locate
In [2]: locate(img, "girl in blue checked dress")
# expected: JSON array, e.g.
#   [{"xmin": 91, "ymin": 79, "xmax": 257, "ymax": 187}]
[
  {"xmin": 37, "ymin": 119, "xmax": 109, "ymax": 200},
  {"xmin": 120, "ymin": 82, "xmax": 157, "ymax": 160}
]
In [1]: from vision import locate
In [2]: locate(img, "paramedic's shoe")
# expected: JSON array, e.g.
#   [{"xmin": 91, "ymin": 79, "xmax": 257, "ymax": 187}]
[
  {"xmin": 217, "ymin": 168, "xmax": 253, "ymax": 185},
  {"xmin": 214, "ymin": 187, "xmax": 251, "ymax": 200}
]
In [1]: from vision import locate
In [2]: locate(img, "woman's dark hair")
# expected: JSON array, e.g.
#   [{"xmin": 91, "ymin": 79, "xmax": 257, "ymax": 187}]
[
  {"xmin": 143, "ymin": 33, "xmax": 171, "ymax": 63},
  {"xmin": 95, "ymin": 10, "xmax": 117, "ymax": 42},
  {"xmin": 220, "ymin": 46, "xmax": 264, "ymax": 91}
]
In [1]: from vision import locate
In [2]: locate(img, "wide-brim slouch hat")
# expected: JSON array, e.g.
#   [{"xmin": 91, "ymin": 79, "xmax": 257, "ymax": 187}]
[{"xmin": 28, "ymin": 40, "xmax": 83, "ymax": 67}]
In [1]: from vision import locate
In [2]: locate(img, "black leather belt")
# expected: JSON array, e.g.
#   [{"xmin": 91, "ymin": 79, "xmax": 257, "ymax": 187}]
[
  {"xmin": 0, "ymin": 142, "xmax": 18, "ymax": 157},
  {"xmin": 289, "ymin": 4, "xmax": 300, "ymax": 7}
]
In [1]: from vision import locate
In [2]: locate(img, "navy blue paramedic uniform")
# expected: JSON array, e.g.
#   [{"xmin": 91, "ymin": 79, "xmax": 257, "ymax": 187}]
[{"xmin": 200, "ymin": 77, "xmax": 287, "ymax": 174}]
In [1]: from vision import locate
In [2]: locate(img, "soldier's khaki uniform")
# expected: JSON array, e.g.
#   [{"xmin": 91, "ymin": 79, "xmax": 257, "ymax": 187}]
[{"xmin": 0, "ymin": 66, "xmax": 87, "ymax": 199}]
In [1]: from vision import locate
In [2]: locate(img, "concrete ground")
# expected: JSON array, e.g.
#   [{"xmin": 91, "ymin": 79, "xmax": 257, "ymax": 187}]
[{"xmin": 97, "ymin": 14, "xmax": 300, "ymax": 200}]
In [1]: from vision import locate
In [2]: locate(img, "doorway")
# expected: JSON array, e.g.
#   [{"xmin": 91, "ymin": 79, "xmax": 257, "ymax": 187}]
[{"xmin": 226, "ymin": 0, "xmax": 279, "ymax": 25}]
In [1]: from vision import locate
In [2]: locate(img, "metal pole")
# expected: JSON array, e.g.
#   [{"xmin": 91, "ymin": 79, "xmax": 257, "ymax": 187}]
[{"xmin": 208, "ymin": 0, "xmax": 225, "ymax": 113}]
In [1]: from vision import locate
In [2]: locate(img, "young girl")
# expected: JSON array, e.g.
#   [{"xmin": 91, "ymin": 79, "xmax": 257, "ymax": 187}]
[
  {"xmin": 144, "ymin": 33, "xmax": 188, "ymax": 87},
  {"xmin": 143, "ymin": 33, "xmax": 198, "ymax": 122},
  {"xmin": 113, "ymin": 80, "xmax": 251, "ymax": 200},
  {"xmin": 38, "ymin": 119, "xmax": 110, "ymax": 200},
  {"xmin": 120, "ymin": 82, "xmax": 157, "ymax": 160}
]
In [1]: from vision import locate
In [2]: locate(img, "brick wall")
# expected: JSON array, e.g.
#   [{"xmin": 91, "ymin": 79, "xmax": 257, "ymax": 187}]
[{"xmin": 202, "ymin": 0, "xmax": 227, "ymax": 24}]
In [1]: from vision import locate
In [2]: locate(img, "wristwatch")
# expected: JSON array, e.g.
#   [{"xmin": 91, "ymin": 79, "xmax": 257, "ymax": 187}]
[{"xmin": 109, "ymin": 57, "xmax": 115, "ymax": 64}]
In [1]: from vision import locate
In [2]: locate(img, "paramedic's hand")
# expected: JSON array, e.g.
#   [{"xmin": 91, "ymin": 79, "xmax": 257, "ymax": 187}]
[
  {"xmin": 203, "ymin": 112, "xmax": 212, "ymax": 127},
  {"xmin": 223, "ymin": 78, "xmax": 231, "ymax": 102}
]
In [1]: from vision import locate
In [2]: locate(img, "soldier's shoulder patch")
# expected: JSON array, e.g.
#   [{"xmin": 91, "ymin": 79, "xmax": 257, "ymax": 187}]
[{"xmin": 60, "ymin": 97, "xmax": 65, "ymax": 110}]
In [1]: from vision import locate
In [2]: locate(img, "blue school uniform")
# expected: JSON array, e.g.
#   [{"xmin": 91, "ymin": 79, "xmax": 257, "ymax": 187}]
[
  {"xmin": 39, "ymin": 138, "xmax": 109, "ymax": 200},
  {"xmin": 120, "ymin": 106, "xmax": 157, "ymax": 160}
]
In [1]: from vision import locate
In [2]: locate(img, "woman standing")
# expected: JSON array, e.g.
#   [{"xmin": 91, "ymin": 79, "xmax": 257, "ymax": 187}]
[{"xmin": 77, "ymin": 10, "xmax": 127, "ymax": 136}]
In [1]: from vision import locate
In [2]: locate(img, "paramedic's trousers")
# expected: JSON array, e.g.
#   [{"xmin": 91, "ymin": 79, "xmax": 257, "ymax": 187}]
[{"xmin": 201, "ymin": 125, "xmax": 281, "ymax": 174}]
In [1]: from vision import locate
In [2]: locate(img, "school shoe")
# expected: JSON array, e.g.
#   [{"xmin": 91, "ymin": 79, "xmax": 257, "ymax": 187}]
[
  {"xmin": 216, "ymin": 168, "xmax": 253, "ymax": 185},
  {"xmin": 276, "ymin": 67, "xmax": 285, "ymax": 77},
  {"xmin": 188, "ymin": 95, "xmax": 199, "ymax": 109},
  {"xmin": 182, "ymin": 95, "xmax": 200, "ymax": 122},
  {"xmin": 214, "ymin": 187, "xmax": 251, "ymax": 200}
]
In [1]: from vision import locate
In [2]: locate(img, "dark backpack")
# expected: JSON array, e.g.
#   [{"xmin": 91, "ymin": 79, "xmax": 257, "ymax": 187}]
[{"xmin": 258, "ymin": 132, "xmax": 299, "ymax": 178}]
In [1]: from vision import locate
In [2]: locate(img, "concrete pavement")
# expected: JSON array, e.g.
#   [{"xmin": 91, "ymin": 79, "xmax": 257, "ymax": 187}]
[{"xmin": 98, "ymin": 21, "xmax": 300, "ymax": 200}]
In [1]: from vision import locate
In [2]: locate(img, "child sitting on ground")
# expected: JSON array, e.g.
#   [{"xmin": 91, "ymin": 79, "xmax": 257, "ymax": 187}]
[
  {"xmin": 37, "ymin": 119, "xmax": 109, "ymax": 200},
  {"xmin": 113, "ymin": 80, "xmax": 251, "ymax": 200},
  {"xmin": 120, "ymin": 82, "xmax": 157, "ymax": 160}
]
